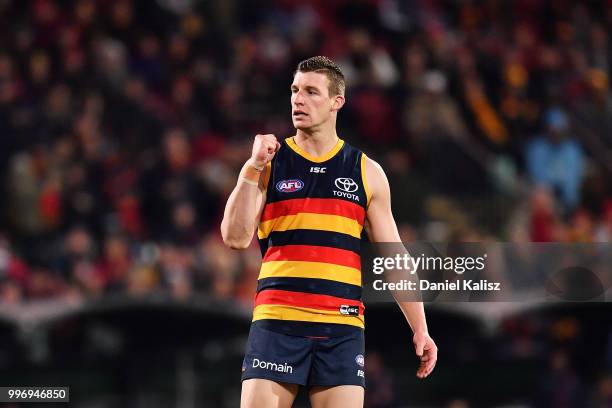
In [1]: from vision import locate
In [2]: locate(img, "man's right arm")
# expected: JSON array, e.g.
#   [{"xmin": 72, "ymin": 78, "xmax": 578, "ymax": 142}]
[{"xmin": 220, "ymin": 134, "xmax": 280, "ymax": 249}]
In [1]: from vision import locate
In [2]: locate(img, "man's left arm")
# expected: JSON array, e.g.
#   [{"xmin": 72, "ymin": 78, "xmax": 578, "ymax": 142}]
[{"xmin": 363, "ymin": 156, "xmax": 438, "ymax": 379}]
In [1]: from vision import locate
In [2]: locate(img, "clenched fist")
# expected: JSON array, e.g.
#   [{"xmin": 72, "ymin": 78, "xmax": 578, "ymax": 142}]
[{"xmin": 251, "ymin": 134, "xmax": 281, "ymax": 169}]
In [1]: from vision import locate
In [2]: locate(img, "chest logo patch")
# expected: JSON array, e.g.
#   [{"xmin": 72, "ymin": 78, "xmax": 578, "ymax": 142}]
[
  {"xmin": 276, "ymin": 179, "xmax": 304, "ymax": 193},
  {"xmin": 334, "ymin": 178, "xmax": 358, "ymax": 193}
]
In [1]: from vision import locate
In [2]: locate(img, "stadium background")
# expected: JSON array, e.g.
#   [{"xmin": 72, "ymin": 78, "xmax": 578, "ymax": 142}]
[{"xmin": 0, "ymin": 0, "xmax": 611, "ymax": 406}]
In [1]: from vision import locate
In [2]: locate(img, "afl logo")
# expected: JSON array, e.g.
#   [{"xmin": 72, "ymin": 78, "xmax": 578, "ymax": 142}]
[
  {"xmin": 276, "ymin": 179, "xmax": 304, "ymax": 193},
  {"xmin": 355, "ymin": 354, "xmax": 364, "ymax": 367},
  {"xmin": 334, "ymin": 178, "xmax": 358, "ymax": 193}
]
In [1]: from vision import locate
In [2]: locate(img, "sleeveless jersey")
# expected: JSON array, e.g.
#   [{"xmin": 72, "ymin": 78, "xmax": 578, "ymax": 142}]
[{"xmin": 253, "ymin": 137, "xmax": 371, "ymax": 337}]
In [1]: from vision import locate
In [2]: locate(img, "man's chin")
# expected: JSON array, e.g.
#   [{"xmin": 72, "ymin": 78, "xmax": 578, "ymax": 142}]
[{"xmin": 293, "ymin": 122, "xmax": 311, "ymax": 130}]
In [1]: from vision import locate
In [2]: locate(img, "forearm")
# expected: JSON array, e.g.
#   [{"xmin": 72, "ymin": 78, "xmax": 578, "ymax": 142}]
[
  {"xmin": 375, "ymin": 246, "xmax": 429, "ymax": 335},
  {"xmin": 396, "ymin": 301, "xmax": 428, "ymax": 334},
  {"xmin": 220, "ymin": 162, "xmax": 262, "ymax": 248},
  {"xmin": 375, "ymin": 242, "xmax": 427, "ymax": 334}
]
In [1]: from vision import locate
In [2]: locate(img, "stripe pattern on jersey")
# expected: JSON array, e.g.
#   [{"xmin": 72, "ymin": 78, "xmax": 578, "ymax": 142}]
[{"xmin": 254, "ymin": 137, "xmax": 370, "ymax": 335}]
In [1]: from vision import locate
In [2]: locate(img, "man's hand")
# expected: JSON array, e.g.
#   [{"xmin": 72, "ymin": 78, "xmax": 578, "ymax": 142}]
[
  {"xmin": 414, "ymin": 331, "xmax": 438, "ymax": 379},
  {"xmin": 251, "ymin": 134, "xmax": 281, "ymax": 169}
]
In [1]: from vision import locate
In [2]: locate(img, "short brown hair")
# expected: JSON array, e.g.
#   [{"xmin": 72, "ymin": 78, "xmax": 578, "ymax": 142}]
[{"xmin": 296, "ymin": 56, "xmax": 345, "ymax": 97}]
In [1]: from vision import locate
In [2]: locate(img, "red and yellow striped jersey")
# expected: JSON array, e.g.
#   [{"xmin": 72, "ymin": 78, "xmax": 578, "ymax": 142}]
[{"xmin": 254, "ymin": 137, "xmax": 371, "ymax": 337}]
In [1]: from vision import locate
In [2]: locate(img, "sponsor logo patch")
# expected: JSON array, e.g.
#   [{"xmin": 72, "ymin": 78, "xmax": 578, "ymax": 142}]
[
  {"xmin": 334, "ymin": 177, "xmax": 358, "ymax": 193},
  {"xmin": 333, "ymin": 177, "xmax": 360, "ymax": 201},
  {"xmin": 340, "ymin": 305, "xmax": 360, "ymax": 316},
  {"xmin": 276, "ymin": 179, "xmax": 304, "ymax": 193},
  {"xmin": 252, "ymin": 358, "xmax": 293, "ymax": 374}
]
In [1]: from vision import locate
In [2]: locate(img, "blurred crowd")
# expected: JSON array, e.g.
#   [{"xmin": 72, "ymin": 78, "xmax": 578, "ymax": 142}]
[
  {"xmin": 0, "ymin": 0, "xmax": 611, "ymax": 304},
  {"xmin": 0, "ymin": 1, "xmax": 611, "ymax": 406}
]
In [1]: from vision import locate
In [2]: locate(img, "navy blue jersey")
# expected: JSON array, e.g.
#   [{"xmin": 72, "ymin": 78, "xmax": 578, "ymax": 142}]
[{"xmin": 254, "ymin": 137, "xmax": 371, "ymax": 337}]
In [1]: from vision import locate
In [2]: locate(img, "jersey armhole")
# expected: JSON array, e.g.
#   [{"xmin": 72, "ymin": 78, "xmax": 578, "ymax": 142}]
[{"xmin": 361, "ymin": 153, "xmax": 372, "ymax": 208}]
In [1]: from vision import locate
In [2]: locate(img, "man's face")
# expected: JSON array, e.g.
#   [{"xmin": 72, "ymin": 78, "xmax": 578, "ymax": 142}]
[{"xmin": 291, "ymin": 71, "xmax": 341, "ymax": 130}]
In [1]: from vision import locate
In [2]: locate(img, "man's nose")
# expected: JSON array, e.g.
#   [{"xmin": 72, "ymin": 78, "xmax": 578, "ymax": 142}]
[{"xmin": 293, "ymin": 91, "xmax": 305, "ymax": 105}]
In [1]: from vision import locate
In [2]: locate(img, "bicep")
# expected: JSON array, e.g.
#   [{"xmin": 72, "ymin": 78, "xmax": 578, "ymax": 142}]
[{"xmin": 364, "ymin": 159, "xmax": 401, "ymax": 243}]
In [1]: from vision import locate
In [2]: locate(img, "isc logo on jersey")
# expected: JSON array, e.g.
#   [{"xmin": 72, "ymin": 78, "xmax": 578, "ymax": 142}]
[
  {"xmin": 276, "ymin": 179, "xmax": 304, "ymax": 193},
  {"xmin": 339, "ymin": 305, "xmax": 360, "ymax": 316},
  {"xmin": 333, "ymin": 178, "xmax": 359, "ymax": 201}
]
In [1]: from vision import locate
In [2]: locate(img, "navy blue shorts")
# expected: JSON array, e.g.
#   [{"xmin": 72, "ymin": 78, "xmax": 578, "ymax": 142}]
[{"xmin": 241, "ymin": 322, "xmax": 365, "ymax": 388}]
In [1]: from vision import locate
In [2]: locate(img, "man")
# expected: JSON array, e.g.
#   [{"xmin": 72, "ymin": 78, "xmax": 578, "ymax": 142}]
[
  {"xmin": 525, "ymin": 107, "xmax": 584, "ymax": 210},
  {"xmin": 221, "ymin": 56, "xmax": 437, "ymax": 408}
]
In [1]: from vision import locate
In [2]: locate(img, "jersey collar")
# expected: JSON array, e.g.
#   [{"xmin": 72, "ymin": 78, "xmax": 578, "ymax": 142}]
[{"xmin": 285, "ymin": 136, "xmax": 344, "ymax": 163}]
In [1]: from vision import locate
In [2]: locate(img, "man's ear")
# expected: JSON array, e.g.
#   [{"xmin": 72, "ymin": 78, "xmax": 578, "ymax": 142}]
[{"xmin": 331, "ymin": 95, "xmax": 345, "ymax": 112}]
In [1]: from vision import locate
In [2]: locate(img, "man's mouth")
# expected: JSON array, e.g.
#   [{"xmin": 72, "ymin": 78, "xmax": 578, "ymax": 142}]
[{"xmin": 293, "ymin": 110, "xmax": 308, "ymax": 117}]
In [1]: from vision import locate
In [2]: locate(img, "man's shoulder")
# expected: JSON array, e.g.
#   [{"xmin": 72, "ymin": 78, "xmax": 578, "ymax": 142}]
[{"xmin": 362, "ymin": 153, "xmax": 384, "ymax": 174}]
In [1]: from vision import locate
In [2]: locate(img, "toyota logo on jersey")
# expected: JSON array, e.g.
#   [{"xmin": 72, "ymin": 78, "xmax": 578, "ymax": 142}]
[
  {"xmin": 334, "ymin": 178, "xmax": 358, "ymax": 193},
  {"xmin": 333, "ymin": 177, "xmax": 360, "ymax": 202}
]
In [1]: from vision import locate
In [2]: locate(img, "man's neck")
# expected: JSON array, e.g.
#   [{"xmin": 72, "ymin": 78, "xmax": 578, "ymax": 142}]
[{"xmin": 294, "ymin": 128, "xmax": 339, "ymax": 157}]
